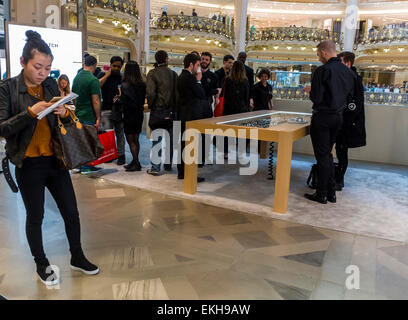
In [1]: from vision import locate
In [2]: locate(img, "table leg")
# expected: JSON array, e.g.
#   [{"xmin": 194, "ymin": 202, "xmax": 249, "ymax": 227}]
[
  {"xmin": 259, "ymin": 141, "xmax": 269, "ymax": 159},
  {"xmin": 184, "ymin": 129, "xmax": 198, "ymax": 195},
  {"xmin": 273, "ymin": 134, "xmax": 293, "ymax": 214}
]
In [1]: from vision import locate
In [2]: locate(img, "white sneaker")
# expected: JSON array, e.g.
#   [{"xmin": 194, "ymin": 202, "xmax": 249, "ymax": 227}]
[{"xmin": 71, "ymin": 168, "xmax": 81, "ymax": 174}]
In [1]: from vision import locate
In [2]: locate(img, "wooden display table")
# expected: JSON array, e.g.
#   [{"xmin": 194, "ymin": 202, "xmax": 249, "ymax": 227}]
[{"xmin": 183, "ymin": 110, "xmax": 311, "ymax": 214}]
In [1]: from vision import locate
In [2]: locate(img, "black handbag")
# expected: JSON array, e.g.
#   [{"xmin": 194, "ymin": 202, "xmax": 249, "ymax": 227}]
[
  {"xmin": 52, "ymin": 111, "xmax": 104, "ymax": 170},
  {"xmin": 307, "ymin": 163, "xmax": 339, "ymax": 189},
  {"xmin": 110, "ymin": 96, "xmax": 124, "ymax": 122}
]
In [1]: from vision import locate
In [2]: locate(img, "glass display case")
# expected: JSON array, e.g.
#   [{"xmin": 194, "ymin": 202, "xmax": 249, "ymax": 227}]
[{"xmin": 217, "ymin": 111, "xmax": 311, "ymax": 127}]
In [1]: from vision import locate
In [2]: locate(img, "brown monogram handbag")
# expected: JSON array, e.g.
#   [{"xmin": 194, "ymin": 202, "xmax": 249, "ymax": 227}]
[{"xmin": 52, "ymin": 111, "xmax": 104, "ymax": 170}]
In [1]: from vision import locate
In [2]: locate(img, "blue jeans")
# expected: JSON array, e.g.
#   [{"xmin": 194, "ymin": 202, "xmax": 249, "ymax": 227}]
[
  {"xmin": 151, "ymin": 129, "xmax": 173, "ymax": 172},
  {"xmin": 81, "ymin": 120, "xmax": 97, "ymax": 171}
]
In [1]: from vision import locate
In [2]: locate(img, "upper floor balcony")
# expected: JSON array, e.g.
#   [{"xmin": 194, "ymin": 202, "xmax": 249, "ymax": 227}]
[
  {"xmin": 67, "ymin": 0, "xmax": 139, "ymax": 17},
  {"xmin": 359, "ymin": 27, "xmax": 408, "ymax": 45},
  {"xmin": 248, "ymin": 27, "xmax": 343, "ymax": 45},
  {"xmin": 150, "ymin": 14, "xmax": 234, "ymax": 41}
]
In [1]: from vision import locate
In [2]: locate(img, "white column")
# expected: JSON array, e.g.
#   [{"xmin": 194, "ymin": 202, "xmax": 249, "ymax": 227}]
[
  {"xmin": 138, "ymin": 0, "xmax": 150, "ymax": 69},
  {"xmin": 343, "ymin": 0, "xmax": 359, "ymax": 51},
  {"xmin": 233, "ymin": 0, "xmax": 248, "ymax": 57}
]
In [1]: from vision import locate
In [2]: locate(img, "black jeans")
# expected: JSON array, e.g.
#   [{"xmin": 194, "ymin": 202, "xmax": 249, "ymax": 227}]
[
  {"xmin": 310, "ymin": 112, "xmax": 343, "ymax": 197},
  {"xmin": 335, "ymin": 130, "xmax": 348, "ymax": 185},
  {"xmin": 15, "ymin": 156, "xmax": 82, "ymax": 265}
]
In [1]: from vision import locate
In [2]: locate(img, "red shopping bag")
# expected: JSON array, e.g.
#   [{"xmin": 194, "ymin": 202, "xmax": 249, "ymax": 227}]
[
  {"xmin": 88, "ymin": 130, "xmax": 118, "ymax": 166},
  {"xmin": 214, "ymin": 80, "xmax": 226, "ymax": 117}
]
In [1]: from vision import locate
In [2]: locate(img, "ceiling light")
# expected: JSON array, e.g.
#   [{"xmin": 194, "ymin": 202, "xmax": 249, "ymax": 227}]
[
  {"xmin": 263, "ymin": 47, "xmax": 266, "ymax": 51},
  {"xmin": 384, "ymin": 48, "xmax": 390, "ymax": 53},
  {"xmin": 96, "ymin": 17, "xmax": 104, "ymax": 24},
  {"xmin": 218, "ymin": 44, "xmax": 222, "ymax": 47},
  {"xmin": 112, "ymin": 19, "xmax": 120, "ymax": 27},
  {"xmin": 374, "ymin": 50, "xmax": 378, "ymax": 54},
  {"xmin": 214, "ymin": 40, "xmax": 219, "ymax": 45},
  {"xmin": 287, "ymin": 46, "xmax": 292, "ymax": 50},
  {"xmin": 194, "ymin": 38, "xmax": 200, "ymax": 42},
  {"xmin": 206, "ymin": 40, "xmax": 212, "ymax": 44},
  {"xmin": 180, "ymin": 37, "xmax": 186, "ymax": 41},
  {"xmin": 312, "ymin": 48, "xmax": 317, "ymax": 51},
  {"xmin": 301, "ymin": 47, "xmax": 306, "ymax": 50},
  {"xmin": 273, "ymin": 46, "xmax": 279, "ymax": 50},
  {"xmin": 398, "ymin": 48, "xmax": 405, "ymax": 52},
  {"xmin": 166, "ymin": 37, "xmax": 170, "ymax": 41}
]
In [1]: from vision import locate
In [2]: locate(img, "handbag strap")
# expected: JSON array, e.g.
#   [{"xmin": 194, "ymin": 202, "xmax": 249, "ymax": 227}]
[{"xmin": 57, "ymin": 110, "xmax": 82, "ymax": 135}]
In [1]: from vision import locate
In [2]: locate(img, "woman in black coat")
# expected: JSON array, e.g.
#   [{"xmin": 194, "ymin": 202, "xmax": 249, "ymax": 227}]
[
  {"xmin": 120, "ymin": 61, "xmax": 146, "ymax": 172},
  {"xmin": 223, "ymin": 61, "xmax": 250, "ymax": 115}
]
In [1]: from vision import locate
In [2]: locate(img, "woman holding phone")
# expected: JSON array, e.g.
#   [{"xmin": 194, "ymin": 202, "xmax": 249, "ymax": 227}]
[{"xmin": 0, "ymin": 31, "xmax": 99, "ymax": 286}]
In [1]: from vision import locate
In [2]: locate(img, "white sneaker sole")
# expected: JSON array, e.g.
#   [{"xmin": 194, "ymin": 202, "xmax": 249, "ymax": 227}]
[
  {"xmin": 70, "ymin": 264, "xmax": 99, "ymax": 275},
  {"xmin": 38, "ymin": 275, "xmax": 59, "ymax": 287}
]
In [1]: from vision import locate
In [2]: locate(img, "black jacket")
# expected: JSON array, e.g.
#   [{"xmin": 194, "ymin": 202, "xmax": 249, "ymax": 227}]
[
  {"xmin": 121, "ymin": 81, "xmax": 146, "ymax": 113},
  {"xmin": 0, "ymin": 72, "xmax": 61, "ymax": 168},
  {"xmin": 223, "ymin": 78, "xmax": 250, "ymax": 115},
  {"xmin": 341, "ymin": 67, "xmax": 366, "ymax": 148},
  {"xmin": 176, "ymin": 70, "xmax": 206, "ymax": 122},
  {"xmin": 201, "ymin": 69, "xmax": 218, "ymax": 118},
  {"xmin": 310, "ymin": 57, "xmax": 356, "ymax": 114},
  {"xmin": 244, "ymin": 64, "xmax": 255, "ymax": 99},
  {"xmin": 253, "ymin": 81, "xmax": 273, "ymax": 111},
  {"xmin": 215, "ymin": 68, "xmax": 227, "ymax": 88}
]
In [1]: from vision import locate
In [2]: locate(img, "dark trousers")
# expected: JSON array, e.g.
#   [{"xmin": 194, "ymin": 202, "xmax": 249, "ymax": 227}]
[
  {"xmin": 15, "ymin": 156, "xmax": 82, "ymax": 265},
  {"xmin": 335, "ymin": 130, "xmax": 348, "ymax": 185},
  {"xmin": 177, "ymin": 121, "xmax": 186, "ymax": 178},
  {"xmin": 310, "ymin": 113, "xmax": 343, "ymax": 197}
]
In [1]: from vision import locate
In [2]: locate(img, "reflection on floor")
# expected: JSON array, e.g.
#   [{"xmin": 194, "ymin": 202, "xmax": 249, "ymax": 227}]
[
  {"xmin": 99, "ymin": 134, "xmax": 408, "ymax": 242},
  {"xmin": 1, "ymin": 169, "xmax": 408, "ymax": 300}
]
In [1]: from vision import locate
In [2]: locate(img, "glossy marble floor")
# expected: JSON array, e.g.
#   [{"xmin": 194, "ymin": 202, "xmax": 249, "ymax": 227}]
[{"xmin": 0, "ymin": 169, "xmax": 408, "ymax": 300}]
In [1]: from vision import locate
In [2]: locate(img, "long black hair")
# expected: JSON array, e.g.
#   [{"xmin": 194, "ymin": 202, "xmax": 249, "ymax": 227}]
[
  {"xmin": 123, "ymin": 60, "xmax": 143, "ymax": 86},
  {"xmin": 22, "ymin": 30, "xmax": 54, "ymax": 64}
]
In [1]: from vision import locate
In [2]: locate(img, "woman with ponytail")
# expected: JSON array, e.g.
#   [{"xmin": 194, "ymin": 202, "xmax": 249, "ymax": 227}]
[{"xmin": 0, "ymin": 30, "xmax": 99, "ymax": 286}]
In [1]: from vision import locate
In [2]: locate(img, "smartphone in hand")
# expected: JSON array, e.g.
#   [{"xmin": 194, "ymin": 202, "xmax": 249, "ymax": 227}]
[{"xmin": 49, "ymin": 96, "xmax": 63, "ymax": 103}]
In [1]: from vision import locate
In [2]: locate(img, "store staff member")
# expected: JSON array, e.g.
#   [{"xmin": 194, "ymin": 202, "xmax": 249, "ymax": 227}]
[
  {"xmin": 304, "ymin": 40, "xmax": 355, "ymax": 204},
  {"xmin": 335, "ymin": 51, "xmax": 366, "ymax": 191}
]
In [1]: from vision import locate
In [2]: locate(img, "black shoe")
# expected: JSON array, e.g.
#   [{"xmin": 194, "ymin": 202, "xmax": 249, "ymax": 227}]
[
  {"xmin": 198, "ymin": 164, "xmax": 204, "ymax": 168},
  {"xmin": 124, "ymin": 160, "xmax": 136, "ymax": 170},
  {"xmin": 126, "ymin": 162, "xmax": 142, "ymax": 172},
  {"xmin": 164, "ymin": 164, "xmax": 172, "ymax": 171},
  {"xmin": 70, "ymin": 254, "xmax": 99, "ymax": 275},
  {"xmin": 147, "ymin": 169, "xmax": 160, "ymax": 176},
  {"xmin": 36, "ymin": 263, "xmax": 59, "ymax": 286},
  {"xmin": 117, "ymin": 155, "xmax": 126, "ymax": 166},
  {"xmin": 304, "ymin": 192, "xmax": 327, "ymax": 204},
  {"xmin": 327, "ymin": 193, "xmax": 337, "ymax": 203},
  {"xmin": 335, "ymin": 183, "xmax": 343, "ymax": 191}
]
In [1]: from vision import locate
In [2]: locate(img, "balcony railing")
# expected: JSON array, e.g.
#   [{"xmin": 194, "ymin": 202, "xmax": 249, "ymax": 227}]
[
  {"xmin": 359, "ymin": 27, "xmax": 408, "ymax": 44},
  {"xmin": 67, "ymin": 0, "xmax": 139, "ymax": 17},
  {"xmin": 150, "ymin": 14, "xmax": 234, "ymax": 39},
  {"xmin": 249, "ymin": 27, "xmax": 342, "ymax": 44},
  {"xmin": 364, "ymin": 92, "xmax": 408, "ymax": 106},
  {"xmin": 272, "ymin": 87, "xmax": 408, "ymax": 106}
]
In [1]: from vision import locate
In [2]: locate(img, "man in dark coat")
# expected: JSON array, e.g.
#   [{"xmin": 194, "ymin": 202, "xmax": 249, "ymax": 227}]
[
  {"xmin": 215, "ymin": 54, "xmax": 234, "ymax": 89},
  {"xmin": 304, "ymin": 40, "xmax": 356, "ymax": 204},
  {"xmin": 335, "ymin": 51, "xmax": 366, "ymax": 190},
  {"xmin": 176, "ymin": 53, "xmax": 206, "ymax": 182}
]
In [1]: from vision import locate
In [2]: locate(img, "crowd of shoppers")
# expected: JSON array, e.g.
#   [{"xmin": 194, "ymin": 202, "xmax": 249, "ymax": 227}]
[{"xmin": 0, "ymin": 29, "xmax": 368, "ymax": 288}]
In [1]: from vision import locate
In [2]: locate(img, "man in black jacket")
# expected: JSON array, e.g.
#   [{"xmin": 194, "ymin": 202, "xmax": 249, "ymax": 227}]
[
  {"xmin": 176, "ymin": 53, "xmax": 206, "ymax": 182},
  {"xmin": 200, "ymin": 52, "xmax": 219, "ymax": 165},
  {"xmin": 335, "ymin": 51, "xmax": 366, "ymax": 191},
  {"xmin": 304, "ymin": 40, "xmax": 355, "ymax": 204},
  {"xmin": 215, "ymin": 54, "xmax": 234, "ymax": 89}
]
